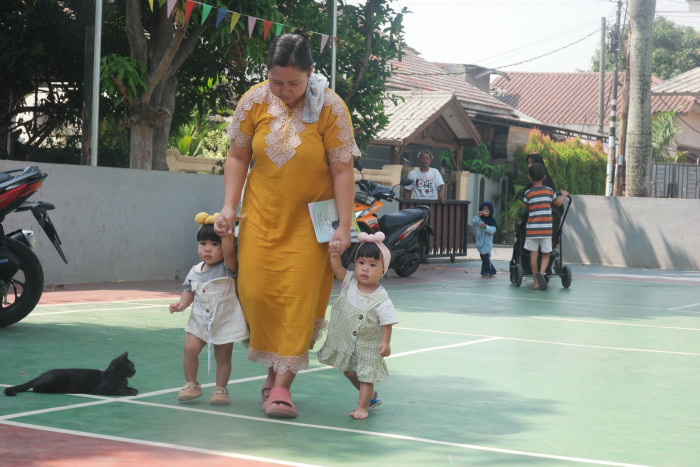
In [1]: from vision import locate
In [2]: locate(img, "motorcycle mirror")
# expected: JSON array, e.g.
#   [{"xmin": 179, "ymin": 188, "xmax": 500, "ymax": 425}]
[
  {"xmin": 353, "ymin": 158, "xmax": 363, "ymax": 171},
  {"xmin": 400, "ymin": 178, "xmax": 413, "ymax": 187}
]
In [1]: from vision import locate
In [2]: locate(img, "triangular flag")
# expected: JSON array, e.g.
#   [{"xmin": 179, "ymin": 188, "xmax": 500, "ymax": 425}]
[
  {"xmin": 148, "ymin": 0, "xmax": 153, "ymax": 11},
  {"xmin": 263, "ymin": 20, "xmax": 272, "ymax": 40},
  {"xmin": 320, "ymin": 34, "xmax": 329, "ymax": 53},
  {"xmin": 230, "ymin": 13, "xmax": 241, "ymax": 33},
  {"xmin": 215, "ymin": 8, "xmax": 226, "ymax": 28},
  {"xmin": 275, "ymin": 24, "xmax": 283, "ymax": 36},
  {"xmin": 248, "ymin": 17, "xmax": 257, "ymax": 38},
  {"xmin": 167, "ymin": 0, "xmax": 176, "ymax": 18},
  {"xmin": 184, "ymin": 0, "xmax": 195, "ymax": 23},
  {"xmin": 201, "ymin": 4, "xmax": 212, "ymax": 25}
]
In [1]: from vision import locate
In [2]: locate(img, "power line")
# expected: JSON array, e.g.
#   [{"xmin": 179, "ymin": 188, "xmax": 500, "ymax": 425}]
[{"xmin": 492, "ymin": 28, "xmax": 602, "ymax": 70}]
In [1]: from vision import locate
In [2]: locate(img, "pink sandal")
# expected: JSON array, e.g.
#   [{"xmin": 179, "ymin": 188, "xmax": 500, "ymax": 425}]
[
  {"xmin": 261, "ymin": 367, "xmax": 276, "ymax": 402},
  {"xmin": 264, "ymin": 387, "xmax": 297, "ymax": 418}
]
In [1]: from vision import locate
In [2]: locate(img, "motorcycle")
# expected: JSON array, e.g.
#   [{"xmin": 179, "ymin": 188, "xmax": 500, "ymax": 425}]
[
  {"xmin": 0, "ymin": 166, "xmax": 68, "ymax": 326},
  {"xmin": 341, "ymin": 161, "xmax": 432, "ymax": 277}
]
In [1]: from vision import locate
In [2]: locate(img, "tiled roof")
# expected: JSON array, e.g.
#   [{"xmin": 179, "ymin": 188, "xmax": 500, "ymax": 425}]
[
  {"xmin": 386, "ymin": 46, "xmax": 516, "ymax": 117},
  {"xmin": 374, "ymin": 90, "xmax": 480, "ymax": 145},
  {"xmin": 491, "ymin": 72, "xmax": 695, "ymax": 126},
  {"xmin": 652, "ymin": 67, "xmax": 700, "ymax": 96}
]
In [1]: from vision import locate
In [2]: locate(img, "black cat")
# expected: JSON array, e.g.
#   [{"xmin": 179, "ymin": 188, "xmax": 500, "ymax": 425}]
[{"xmin": 4, "ymin": 351, "xmax": 138, "ymax": 396}]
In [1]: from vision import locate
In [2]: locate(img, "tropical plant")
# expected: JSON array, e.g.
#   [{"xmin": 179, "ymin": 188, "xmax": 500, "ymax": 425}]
[
  {"xmin": 438, "ymin": 143, "xmax": 507, "ymax": 180},
  {"xmin": 651, "ymin": 110, "xmax": 685, "ymax": 163},
  {"xmin": 496, "ymin": 183, "xmax": 525, "ymax": 233}
]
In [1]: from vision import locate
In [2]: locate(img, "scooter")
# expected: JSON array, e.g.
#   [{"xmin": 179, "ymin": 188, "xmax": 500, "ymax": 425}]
[
  {"xmin": 342, "ymin": 161, "xmax": 432, "ymax": 277},
  {"xmin": 0, "ymin": 166, "xmax": 68, "ymax": 326}
]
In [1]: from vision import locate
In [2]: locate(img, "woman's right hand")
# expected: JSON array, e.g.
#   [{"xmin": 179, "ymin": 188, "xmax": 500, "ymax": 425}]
[{"xmin": 215, "ymin": 206, "xmax": 236, "ymax": 236}]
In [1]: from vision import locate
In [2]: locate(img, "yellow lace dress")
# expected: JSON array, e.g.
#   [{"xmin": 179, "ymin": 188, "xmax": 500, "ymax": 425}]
[{"xmin": 226, "ymin": 80, "xmax": 359, "ymax": 373}]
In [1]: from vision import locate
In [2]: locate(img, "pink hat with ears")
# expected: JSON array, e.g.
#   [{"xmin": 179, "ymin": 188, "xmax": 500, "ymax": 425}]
[{"xmin": 356, "ymin": 232, "xmax": 391, "ymax": 275}]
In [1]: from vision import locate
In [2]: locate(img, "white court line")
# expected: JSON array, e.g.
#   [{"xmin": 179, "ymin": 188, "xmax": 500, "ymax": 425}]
[
  {"xmin": 0, "ymin": 420, "xmax": 320, "ymax": 467},
  {"xmin": 395, "ymin": 327, "xmax": 700, "ymax": 356},
  {"xmin": 29, "ymin": 304, "xmax": 165, "ymax": 316},
  {"xmin": 530, "ymin": 316, "xmax": 700, "ymax": 331},
  {"xmin": 1, "ymin": 401, "xmax": 649, "ymax": 467},
  {"xmin": 387, "ymin": 337, "xmax": 502, "ymax": 358},
  {"xmin": 0, "ymin": 336, "xmax": 658, "ymax": 466},
  {"xmin": 397, "ymin": 292, "xmax": 668, "ymax": 312},
  {"xmin": 583, "ymin": 273, "xmax": 700, "ymax": 283},
  {"xmin": 36, "ymin": 298, "xmax": 172, "ymax": 308},
  {"xmin": 669, "ymin": 302, "xmax": 700, "ymax": 311}
]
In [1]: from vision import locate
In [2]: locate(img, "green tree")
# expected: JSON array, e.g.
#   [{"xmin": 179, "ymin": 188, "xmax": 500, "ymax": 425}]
[
  {"xmin": 0, "ymin": 0, "xmax": 90, "ymax": 159},
  {"xmin": 104, "ymin": 0, "xmax": 405, "ymax": 170},
  {"xmin": 590, "ymin": 16, "xmax": 700, "ymax": 80}
]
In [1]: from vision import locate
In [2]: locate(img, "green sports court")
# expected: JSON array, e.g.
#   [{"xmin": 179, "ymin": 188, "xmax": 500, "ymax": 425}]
[{"xmin": 1, "ymin": 259, "xmax": 699, "ymax": 466}]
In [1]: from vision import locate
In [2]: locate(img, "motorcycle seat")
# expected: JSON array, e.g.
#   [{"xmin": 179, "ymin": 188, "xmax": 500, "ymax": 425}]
[{"xmin": 378, "ymin": 208, "xmax": 426, "ymax": 232}]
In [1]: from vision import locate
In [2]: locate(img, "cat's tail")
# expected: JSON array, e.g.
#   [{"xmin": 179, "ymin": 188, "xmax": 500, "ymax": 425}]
[{"xmin": 4, "ymin": 380, "xmax": 35, "ymax": 396}]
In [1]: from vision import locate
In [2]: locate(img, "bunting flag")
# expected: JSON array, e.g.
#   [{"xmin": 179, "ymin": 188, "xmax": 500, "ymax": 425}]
[
  {"xmin": 230, "ymin": 13, "xmax": 241, "ymax": 33},
  {"xmin": 201, "ymin": 4, "xmax": 212, "ymax": 25},
  {"xmin": 184, "ymin": 0, "xmax": 195, "ymax": 23},
  {"xmin": 248, "ymin": 17, "xmax": 257, "ymax": 38},
  {"xmin": 150, "ymin": 0, "xmax": 334, "ymax": 53},
  {"xmin": 215, "ymin": 8, "xmax": 226, "ymax": 28}
]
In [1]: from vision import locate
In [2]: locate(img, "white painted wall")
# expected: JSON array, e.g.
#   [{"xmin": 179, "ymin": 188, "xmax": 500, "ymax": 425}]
[
  {"xmin": 1, "ymin": 161, "xmax": 223, "ymax": 284},
  {"xmin": 2, "ymin": 162, "xmax": 698, "ymax": 285},
  {"xmin": 562, "ymin": 195, "xmax": 700, "ymax": 270}
]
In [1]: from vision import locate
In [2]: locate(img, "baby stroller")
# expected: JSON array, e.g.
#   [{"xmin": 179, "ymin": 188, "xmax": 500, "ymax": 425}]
[{"xmin": 509, "ymin": 194, "xmax": 573, "ymax": 288}]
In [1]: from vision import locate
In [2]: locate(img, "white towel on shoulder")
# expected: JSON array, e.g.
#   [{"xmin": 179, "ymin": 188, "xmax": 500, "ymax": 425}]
[{"xmin": 302, "ymin": 73, "xmax": 328, "ymax": 124}]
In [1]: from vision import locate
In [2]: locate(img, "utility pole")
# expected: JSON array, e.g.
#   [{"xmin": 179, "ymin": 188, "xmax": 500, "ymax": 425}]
[
  {"xmin": 606, "ymin": 0, "xmax": 622, "ymax": 196},
  {"xmin": 598, "ymin": 17, "xmax": 606, "ymax": 135}
]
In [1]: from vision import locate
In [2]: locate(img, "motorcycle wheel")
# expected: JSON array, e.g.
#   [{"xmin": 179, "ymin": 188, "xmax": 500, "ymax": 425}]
[
  {"xmin": 394, "ymin": 240, "xmax": 423, "ymax": 278},
  {"xmin": 0, "ymin": 238, "xmax": 45, "ymax": 327}
]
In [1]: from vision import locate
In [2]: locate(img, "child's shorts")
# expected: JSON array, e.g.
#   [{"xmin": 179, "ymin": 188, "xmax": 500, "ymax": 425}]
[{"xmin": 524, "ymin": 237, "xmax": 552, "ymax": 253}]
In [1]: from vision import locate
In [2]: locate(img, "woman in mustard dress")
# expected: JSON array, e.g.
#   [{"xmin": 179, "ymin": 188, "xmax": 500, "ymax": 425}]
[{"xmin": 215, "ymin": 29, "xmax": 358, "ymax": 419}]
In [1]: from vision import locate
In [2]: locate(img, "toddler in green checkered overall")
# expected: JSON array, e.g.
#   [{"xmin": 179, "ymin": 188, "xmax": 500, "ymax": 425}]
[{"xmin": 318, "ymin": 232, "xmax": 398, "ymax": 419}]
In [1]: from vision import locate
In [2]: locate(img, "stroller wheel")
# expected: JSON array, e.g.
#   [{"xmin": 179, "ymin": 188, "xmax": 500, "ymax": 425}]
[
  {"xmin": 561, "ymin": 265, "xmax": 572, "ymax": 288},
  {"xmin": 510, "ymin": 263, "xmax": 523, "ymax": 287}
]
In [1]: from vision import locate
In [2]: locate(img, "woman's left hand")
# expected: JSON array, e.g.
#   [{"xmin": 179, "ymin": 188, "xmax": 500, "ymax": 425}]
[{"xmin": 330, "ymin": 226, "xmax": 351, "ymax": 252}]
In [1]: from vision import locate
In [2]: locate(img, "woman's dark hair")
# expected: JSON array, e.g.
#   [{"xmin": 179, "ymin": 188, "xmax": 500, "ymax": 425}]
[
  {"xmin": 355, "ymin": 242, "xmax": 381, "ymax": 261},
  {"xmin": 197, "ymin": 224, "xmax": 222, "ymax": 243},
  {"xmin": 267, "ymin": 28, "xmax": 314, "ymax": 71},
  {"xmin": 526, "ymin": 153, "xmax": 556, "ymax": 190}
]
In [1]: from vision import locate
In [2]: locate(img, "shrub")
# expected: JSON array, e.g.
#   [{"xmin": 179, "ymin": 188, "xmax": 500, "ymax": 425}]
[{"xmin": 514, "ymin": 129, "xmax": 607, "ymax": 195}]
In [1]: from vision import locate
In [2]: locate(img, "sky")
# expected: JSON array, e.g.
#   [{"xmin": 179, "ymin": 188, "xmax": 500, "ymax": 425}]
[{"xmin": 383, "ymin": 0, "xmax": 700, "ymax": 73}]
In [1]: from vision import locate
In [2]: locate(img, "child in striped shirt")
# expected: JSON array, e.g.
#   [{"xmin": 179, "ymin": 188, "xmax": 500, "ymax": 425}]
[{"xmin": 522, "ymin": 163, "xmax": 567, "ymax": 290}]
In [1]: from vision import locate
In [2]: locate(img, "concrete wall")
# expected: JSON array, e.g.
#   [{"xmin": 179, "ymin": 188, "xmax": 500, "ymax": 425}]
[
  {"xmin": 562, "ymin": 195, "xmax": 700, "ymax": 270},
  {"xmin": 1, "ymin": 161, "xmax": 223, "ymax": 285},
  {"xmin": 2, "ymin": 162, "xmax": 698, "ymax": 285}
]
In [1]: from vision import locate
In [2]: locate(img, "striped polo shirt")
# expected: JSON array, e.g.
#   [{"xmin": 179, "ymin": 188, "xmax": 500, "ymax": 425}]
[{"xmin": 522, "ymin": 185, "xmax": 558, "ymax": 238}]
